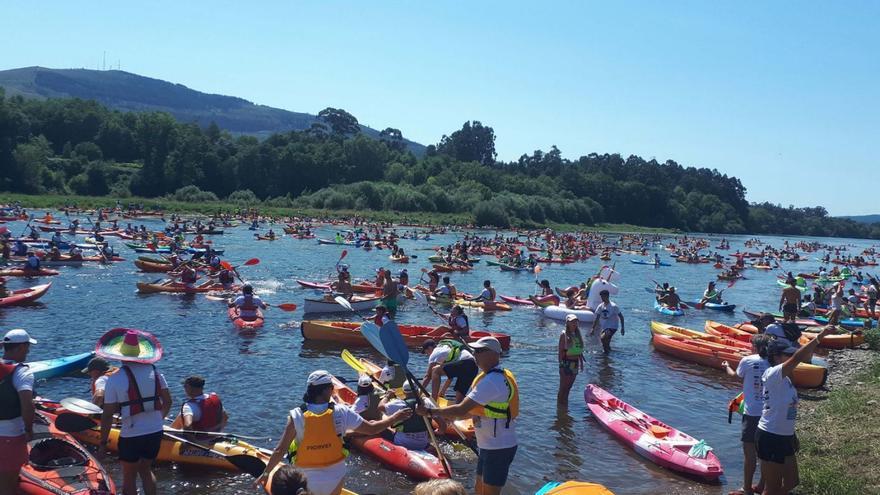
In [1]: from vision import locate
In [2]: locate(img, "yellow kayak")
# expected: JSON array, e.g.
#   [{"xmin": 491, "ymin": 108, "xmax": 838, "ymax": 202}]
[{"xmin": 432, "ymin": 296, "xmax": 512, "ymax": 311}]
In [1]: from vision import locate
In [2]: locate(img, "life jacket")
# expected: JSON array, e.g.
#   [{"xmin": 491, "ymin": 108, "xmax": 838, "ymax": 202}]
[
  {"xmin": 183, "ymin": 393, "xmax": 224, "ymax": 431},
  {"xmin": 448, "ymin": 313, "xmax": 469, "ymax": 333},
  {"xmin": 239, "ymin": 295, "xmax": 257, "ymax": 311},
  {"xmin": 181, "ymin": 268, "xmax": 197, "ymax": 284},
  {"xmin": 118, "ymin": 365, "xmax": 163, "ymax": 416},
  {"xmin": 0, "ymin": 362, "xmax": 25, "ymax": 420},
  {"xmin": 394, "ymin": 398, "xmax": 427, "ymax": 433},
  {"xmin": 90, "ymin": 367, "xmax": 118, "ymax": 397},
  {"xmin": 372, "ymin": 314, "xmax": 387, "ymax": 326},
  {"xmin": 288, "ymin": 403, "xmax": 348, "ymax": 468},
  {"xmin": 564, "ymin": 332, "xmax": 583, "ymax": 358},
  {"xmin": 218, "ymin": 270, "xmax": 234, "ymax": 285},
  {"xmin": 468, "ymin": 368, "xmax": 519, "ymax": 429},
  {"xmin": 438, "ymin": 339, "xmax": 466, "ymax": 363}
]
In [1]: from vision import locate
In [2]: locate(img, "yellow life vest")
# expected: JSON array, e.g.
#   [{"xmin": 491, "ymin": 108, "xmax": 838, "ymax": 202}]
[
  {"xmin": 468, "ymin": 368, "xmax": 519, "ymax": 428},
  {"xmin": 288, "ymin": 404, "xmax": 348, "ymax": 468}
]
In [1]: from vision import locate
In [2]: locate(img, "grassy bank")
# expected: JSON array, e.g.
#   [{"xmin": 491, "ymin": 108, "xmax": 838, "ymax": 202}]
[
  {"xmin": 0, "ymin": 192, "xmax": 674, "ymax": 234},
  {"xmin": 798, "ymin": 356, "xmax": 880, "ymax": 494}
]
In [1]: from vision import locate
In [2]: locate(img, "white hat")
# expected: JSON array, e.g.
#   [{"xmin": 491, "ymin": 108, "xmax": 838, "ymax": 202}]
[
  {"xmin": 3, "ymin": 329, "xmax": 37, "ymax": 345},
  {"xmin": 357, "ymin": 374, "xmax": 372, "ymax": 387},
  {"xmin": 469, "ymin": 336, "xmax": 502, "ymax": 354},
  {"xmin": 402, "ymin": 381, "xmax": 414, "ymax": 393},
  {"xmin": 378, "ymin": 366, "xmax": 394, "ymax": 383},
  {"xmin": 565, "ymin": 314, "xmax": 578, "ymax": 322},
  {"xmin": 307, "ymin": 370, "xmax": 333, "ymax": 386}
]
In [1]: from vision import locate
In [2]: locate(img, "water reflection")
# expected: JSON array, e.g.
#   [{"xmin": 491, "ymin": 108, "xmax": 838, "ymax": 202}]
[{"xmin": 550, "ymin": 408, "xmax": 583, "ymax": 480}]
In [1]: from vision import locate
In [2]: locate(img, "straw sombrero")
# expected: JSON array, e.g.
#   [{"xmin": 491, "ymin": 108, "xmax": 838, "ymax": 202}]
[{"xmin": 95, "ymin": 328, "xmax": 163, "ymax": 364}]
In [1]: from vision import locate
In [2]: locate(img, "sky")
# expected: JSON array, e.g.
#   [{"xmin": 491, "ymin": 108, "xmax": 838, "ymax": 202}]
[{"xmin": 2, "ymin": 1, "xmax": 878, "ymax": 215}]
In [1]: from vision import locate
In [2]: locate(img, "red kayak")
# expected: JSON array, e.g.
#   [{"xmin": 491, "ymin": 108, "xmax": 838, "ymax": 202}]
[
  {"xmin": 227, "ymin": 307, "xmax": 264, "ymax": 329},
  {"xmin": 498, "ymin": 293, "xmax": 560, "ymax": 307},
  {"xmin": 0, "ymin": 268, "xmax": 60, "ymax": 277},
  {"xmin": 0, "ymin": 283, "xmax": 51, "ymax": 308}
]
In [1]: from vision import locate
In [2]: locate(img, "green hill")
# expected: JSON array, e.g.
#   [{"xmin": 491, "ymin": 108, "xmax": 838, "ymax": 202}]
[
  {"xmin": 840, "ymin": 214, "xmax": 880, "ymax": 224},
  {"xmin": 0, "ymin": 66, "xmax": 424, "ymax": 153}
]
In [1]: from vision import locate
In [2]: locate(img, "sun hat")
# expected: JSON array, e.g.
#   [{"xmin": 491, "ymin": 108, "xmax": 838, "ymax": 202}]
[
  {"xmin": 3, "ymin": 329, "xmax": 37, "ymax": 345},
  {"xmin": 307, "ymin": 370, "xmax": 333, "ymax": 386},
  {"xmin": 95, "ymin": 328, "xmax": 163, "ymax": 364},
  {"xmin": 470, "ymin": 336, "xmax": 502, "ymax": 354}
]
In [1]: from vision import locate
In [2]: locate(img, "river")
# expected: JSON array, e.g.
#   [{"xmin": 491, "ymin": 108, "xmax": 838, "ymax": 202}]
[{"xmin": 6, "ymin": 215, "xmax": 874, "ymax": 494}]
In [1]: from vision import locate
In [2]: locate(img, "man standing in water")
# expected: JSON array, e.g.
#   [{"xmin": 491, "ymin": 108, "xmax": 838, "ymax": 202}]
[
  {"xmin": 591, "ymin": 290, "xmax": 625, "ymax": 353},
  {"xmin": 0, "ymin": 329, "xmax": 37, "ymax": 494},
  {"xmin": 779, "ymin": 280, "xmax": 802, "ymax": 323}
]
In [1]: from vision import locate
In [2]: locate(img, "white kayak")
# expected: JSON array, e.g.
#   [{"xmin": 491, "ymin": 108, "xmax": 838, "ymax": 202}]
[
  {"xmin": 302, "ymin": 296, "xmax": 381, "ymax": 314},
  {"xmin": 543, "ymin": 305, "xmax": 596, "ymax": 323}
]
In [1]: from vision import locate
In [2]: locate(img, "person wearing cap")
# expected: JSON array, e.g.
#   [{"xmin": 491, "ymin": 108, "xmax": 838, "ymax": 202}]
[
  {"xmin": 378, "ymin": 380, "xmax": 441, "ymax": 450},
  {"xmin": 0, "ymin": 329, "xmax": 37, "ymax": 492},
  {"xmin": 557, "ymin": 314, "xmax": 585, "ymax": 406},
  {"xmin": 379, "ymin": 360, "xmax": 405, "ymax": 389},
  {"xmin": 756, "ymin": 325, "xmax": 834, "ymax": 495},
  {"xmin": 779, "ymin": 279, "xmax": 802, "ymax": 323},
  {"xmin": 98, "ymin": 329, "xmax": 172, "ymax": 495},
  {"xmin": 432, "ymin": 305, "xmax": 470, "ymax": 341},
  {"xmin": 721, "ymin": 334, "xmax": 771, "ymax": 495},
  {"xmin": 353, "ymin": 374, "xmax": 382, "ymax": 421},
  {"xmin": 84, "ymin": 357, "xmax": 117, "ymax": 407},
  {"xmin": 591, "ymin": 289, "xmax": 625, "ymax": 354},
  {"xmin": 420, "ymin": 337, "xmax": 477, "ymax": 403},
  {"xmin": 416, "ymin": 337, "xmax": 519, "ymax": 495},
  {"xmin": 259, "ymin": 370, "xmax": 412, "ymax": 495},
  {"xmin": 229, "ymin": 284, "xmax": 267, "ymax": 320},
  {"xmin": 331, "ymin": 271, "xmax": 353, "ymax": 300},
  {"xmin": 171, "ymin": 376, "xmax": 228, "ymax": 433}
]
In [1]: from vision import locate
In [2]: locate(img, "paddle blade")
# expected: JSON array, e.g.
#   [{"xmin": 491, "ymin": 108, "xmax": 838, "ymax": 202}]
[
  {"xmin": 334, "ymin": 296, "xmax": 354, "ymax": 312},
  {"xmin": 277, "ymin": 303, "xmax": 297, "ymax": 312},
  {"xmin": 341, "ymin": 349, "xmax": 368, "ymax": 374},
  {"xmin": 60, "ymin": 397, "xmax": 102, "ymax": 415},
  {"xmin": 535, "ymin": 265, "xmax": 542, "ymax": 275},
  {"xmin": 54, "ymin": 412, "xmax": 98, "ymax": 433},
  {"xmin": 226, "ymin": 455, "xmax": 267, "ymax": 478},
  {"xmin": 243, "ymin": 258, "xmax": 260, "ymax": 266},
  {"xmin": 379, "ymin": 321, "xmax": 409, "ymax": 367},
  {"xmin": 220, "ymin": 261, "xmax": 232, "ymax": 270},
  {"xmin": 360, "ymin": 322, "xmax": 389, "ymax": 359},
  {"xmin": 340, "ymin": 249, "xmax": 348, "ymax": 260}
]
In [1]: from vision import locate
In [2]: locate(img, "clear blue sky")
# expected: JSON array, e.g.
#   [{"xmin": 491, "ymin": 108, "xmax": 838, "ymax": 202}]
[{"xmin": 3, "ymin": 1, "xmax": 878, "ymax": 214}]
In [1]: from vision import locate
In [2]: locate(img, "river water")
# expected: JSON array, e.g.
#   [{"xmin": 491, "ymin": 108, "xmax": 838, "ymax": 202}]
[{"xmin": 6, "ymin": 215, "xmax": 874, "ymax": 495}]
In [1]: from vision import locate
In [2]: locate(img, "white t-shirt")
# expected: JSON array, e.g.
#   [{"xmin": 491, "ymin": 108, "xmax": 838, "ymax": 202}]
[
  {"xmin": 92, "ymin": 374, "xmax": 110, "ymax": 402},
  {"xmin": 736, "ymin": 354, "xmax": 769, "ymax": 417},
  {"xmin": 594, "ymin": 301, "xmax": 621, "ymax": 330},
  {"xmin": 428, "ymin": 345, "xmax": 474, "ymax": 366},
  {"xmin": 830, "ymin": 292, "xmax": 844, "ymax": 310},
  {"xmin": 479, "ymin": 288, "xmax": 493, "ymax": 300},
  {"xmin": 103, "ymin": 363, "xmax": 168, "ymax": 438},
  {"xmin": 0, "ymin": 361, "xmax": 34, "ymax": 437},
  {"xmin": 233, "ymin": 295, "xmax": 264, "ymax": 317},
  {"xmin": 466, "ymin": 370, "xmax": 517, "ymax": 450},
  {"xmin": 384, "ymin": 398, "xmax": 430, "ymax": 450},
  {"xmin": 758, "ymin": 364, "xmax": 799, "ymax": 436}
]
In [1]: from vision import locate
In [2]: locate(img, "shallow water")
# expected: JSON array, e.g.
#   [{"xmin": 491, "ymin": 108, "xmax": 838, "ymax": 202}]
[{"xmin": 6, "ymin": 215, "xmax": 874, "ymax": 494}]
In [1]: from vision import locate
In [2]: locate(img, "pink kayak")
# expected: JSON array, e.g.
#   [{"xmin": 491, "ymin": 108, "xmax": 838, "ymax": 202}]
[
  {"xmin": 499, "ymin": 294, "xmax": 560, "ymax": 307},
  {"xmin": 584, "ymin": 384, "xmax": 723, "ymax": 481}
]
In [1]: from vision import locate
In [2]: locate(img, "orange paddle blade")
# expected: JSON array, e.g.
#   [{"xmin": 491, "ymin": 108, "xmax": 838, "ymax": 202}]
[
  {"xmin": 243, "ymin": 258, "xmax": 260, "ymax": 266},
  {"xmin": 220, "ymin": 261, "xmax": 232, "ymax": 270},
  {"xmin": 340, "ymin": 249, "xmax": 348, "ymax": 259},
  {"xmin": 277, "ymin": 303, "xmax": 297, "ymax": 312}
]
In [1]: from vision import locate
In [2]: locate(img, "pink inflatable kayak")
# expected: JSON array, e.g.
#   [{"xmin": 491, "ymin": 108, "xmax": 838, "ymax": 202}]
[{"xmin": 584, "ymin": 384, "xmax": 723, "ymax": 481}]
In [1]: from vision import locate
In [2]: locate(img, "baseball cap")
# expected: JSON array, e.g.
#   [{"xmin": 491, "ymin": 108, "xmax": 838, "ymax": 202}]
[
  {"xmin": 565, "ymin": 314, "xmax": 578, "ymax": 322},
  {"xmin": 357, "ymin": 374, "xmax": 372, "ymax": 387},
  {"xmin": 470, "ymin": 336, "xmax": 502, "ymax": 354},
  {"xmin": 307, "ymin": 370, "xmax": 333, "ymax": 386},
  {"xmin": 767, "ymin": 338, "xmax": 798, "ymax": 355},
  {"xmin": 378, "ymin": 366, "xmax": 395, "ymax": 383},
  {"xmin": 402, "ymin": 381, "xmax": 414, "ymax": 393},
  {"xmin": 3, "ymin": 329, "xmax": 37, "ymax": 345},
  {"xmin": 81, "ymin": 357, "xmax": 110, "ymax": 374}
]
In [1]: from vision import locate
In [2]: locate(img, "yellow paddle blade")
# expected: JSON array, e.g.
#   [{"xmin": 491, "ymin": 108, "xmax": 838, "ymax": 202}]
[{"xmin": 341, "ymin": 349, "xmax": 368, "ymax": 374}]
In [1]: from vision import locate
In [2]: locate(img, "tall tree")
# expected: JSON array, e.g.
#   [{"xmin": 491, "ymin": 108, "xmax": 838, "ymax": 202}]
[
  {"xmin": 317, "ymin": 108, "xmax": 360, "ymax": 136},
  {"xmin": 437, "ymin": 120, "xmax": 497, "ymax": 166}
]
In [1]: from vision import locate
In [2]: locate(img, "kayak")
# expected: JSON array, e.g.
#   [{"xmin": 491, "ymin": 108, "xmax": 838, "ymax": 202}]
[
  {"xmin": 704, "ymin": 320, "xmax": 758, "ymax": 344},
  {"xmin": 429, "ymin": 296, "xmax": 511, "ymax": 311},
  {"xmin": 331, "ymin": 377, "xmax": 447, "ymax": 480},
  {"xmin": 317, "ymin": 238, "xmax": 357, "ymax": 245},
  {"xmin": 228, "ymin": 307, "xmax": 264, "ymax": 330},
  {"xmin": 630, "ymin": 258, "xmax": 671, "ymax": 267},
  {"xmin": 302, "ymin": 296, "xmax": 380, "ymax": 314},
  {"xmin": 498, "ymin": 263, "xmax": 534, "ymax": 273},
  {"xmin": 585, "ymin": 384, "xmax": 723, "ymax": 480},
  {"xmin": 650, "ymin": 321, "xmax": 752, "ymax": 351},
  {"xmin": 296, "ymin": 279, "xmax": 382, "ymax": 294},
  {"xmin": 19, "ymin": 411, "xmax": 116, "ymax": 495},
  {"xmin": 810, "ymin": 314, "xmax": 873, "ymax": 330},
  {"xmin": 38, "ymin": 407, "xmax": 270, "ymax": 471},
  {"xmin": 650, "ymin": 334, "xmax": 827, "ymax": 388},
  {"xmin": 776, "ymin": 279, "xmax": 808, "ymax": 292},
  {"xmin": 28, "ymin": 351, "xmax": 95, "ymax": 380},
  {"xmin": 136, "ymin": 282, "xmax": 236, "ymax": 294},
  {"xmin": 732, "ymin": 318, "xmax": 866, "ymax": 349},
  {"xmin": 680, "ymin": 300, "xmax": 736, "ymax": 312},
  {"xmin": 389, "ymin": 255, "xmax": 409, "ymax": 263},
  {"xmin": 300, "ymin": 321, "xmax": 511, "ymax": 350},
  {"xmin": 542, "ymin": 305, "xmax": 595, "ymax": 324},
  {"xmin": 255, "ymin": 235, "xmax": 279, "ymax": 241},
  {"xmin": 134, "ymin": 259, "xmax": 172, "ymax": 272},
  {"xmin": 535, "ymin": 481, "xmax": 615, "ymax": 494},
  {"xmin": 432, "ymin": 263, "xmax": 472, "ymax": 272},
  {"xmin": 499, "ymin": 294, "xmax": 536, "ymax": 306},
  {"xmin": 0, "ymin": 268, "xmax": 60, "ymax": 277},
  {"xmin": 9, "ymin": 257, "xmax": 82, "ymax": 267},
  {"xmin": 654, "ymin": 301, "xmax": 684, "ymax": 316},
  {"xmin": 0, "ymin": 283, "xmax": 51, "ymax": 308}
]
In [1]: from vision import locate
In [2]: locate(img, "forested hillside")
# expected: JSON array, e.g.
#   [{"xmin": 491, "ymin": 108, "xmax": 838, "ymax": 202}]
[{"xmin": 1, "ymin": 89, "xmax": 877, "ymax": 238}]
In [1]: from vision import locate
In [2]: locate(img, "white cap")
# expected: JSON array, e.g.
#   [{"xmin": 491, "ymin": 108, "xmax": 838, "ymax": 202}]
[
  {"xmin": 469, "ymin": 336, "xmax": 502, "ymax": 354},
  {"xmin": 402, "ymin": 381, "xmax": 414, "ymax": 393},
  {"xmin": 378, "ymin": 366, "xmax": 394, "ymax": 383},
  {"xmin": 357, "ymin": 374, "xmax": 372, "ymax": 387},
  {"xmin": 307, "ymin": 370, "xmax": 333, "ymax": 386},
  {"xmin": 565, "ymin": 314, "xmax": 578, "ymax": 322},
  {"xmin": 3, "ymin": 329, "xmax": 37, "ymax": 345}
]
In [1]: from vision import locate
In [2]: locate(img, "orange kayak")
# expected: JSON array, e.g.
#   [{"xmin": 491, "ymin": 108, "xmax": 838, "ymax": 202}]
[{"xmin": 300, "ymin": 321, "xmax": 511, "ymax": 350}]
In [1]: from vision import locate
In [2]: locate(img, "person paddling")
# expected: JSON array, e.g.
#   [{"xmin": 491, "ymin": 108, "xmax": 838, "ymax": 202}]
[
  {"xmin": 97, "ymin": 328, "xmax": 172, "ymax": 495},
  {"xmin": 229, "ymin": 284, "xmax": 267, "ymax": 320},
  {"xmin": 258, "ymin": 370, "xmax": 412, "ymax": 495},
  {"xmin": 171, "ymin": 375, "xmax": 228, "ymax": 434},
  {"xmin": 700, "ymin": 281, "xmax": 722, "ymax": 305},
  {"xmin": 470, "ymin": 280, "xmax": 496, "ymax": 303},
  {"xmin": 0, "ymin": 329, "xmax": 37, "ymax": 494},
  {"xmin": 657, "ymin": 286, "xmax": 681, "ymax": 309},
  {"xmin": 433, "ymin": 305, "xmax": 470, "ymax": 340}
]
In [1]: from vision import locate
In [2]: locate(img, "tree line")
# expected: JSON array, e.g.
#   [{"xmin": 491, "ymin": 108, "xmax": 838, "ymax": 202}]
[{"xmin": 1, "ymin": 89, "xmax": 877, "ymax": 238}]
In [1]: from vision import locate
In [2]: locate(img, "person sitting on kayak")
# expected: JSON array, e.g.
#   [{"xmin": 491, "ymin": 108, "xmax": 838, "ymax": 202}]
[
  {"xmin": 171, "ymin": 375, "xmax": 228, "ymax": 434},
  {"xmin": 433, "ymin": 305, "xmax": 469, "ymax": 340},
  {"xmin": 47, "ymin": 245, "xmax": 63, "ymax": 261},
  {"xmin": 67, "ymin": 245, "xmax": 84, "ymax": 260},
  {"xmin": 259, "ymin": 370, "xmax": 412, "ymax": 495},
  {"xmin": 24, "ymin": 251, "xmax": 41, "ymax": 271},
  {"xmin": 434, "ymin": 276, "xmax": 457, "ymax": 299},
  {"xmin": 653, "ymin": 282, "xmax": 670, "ymax": 298},
  {"xmin": 699, "ymin": 281, "xmax": 722, "ymax": 305},
  {"xmin": 420, "ymin": 338, "xmax": 478, "ymax": 403},
  {"xmin": 470, "ymin": 280, "xmax": 496, "ymax": 303},
  {"xmin": 536, "ymin": 279, "xmax": 553, "ymax": 297},
  {"xmin": 799, "ymin": 295, "xmax": 816, "ymax": 317},
  {"xmin": 230, "ymin": 285, "xmax": 267, "ymax": 319},
  {"xmin": 372, "ymin": 304, "xmax": 391, "ymax": 326},
  {"xmin": 332, "ymin": 271, "xmax": 353, "ymax": 300},
  {"xmin": 84, "ymin": 357, "xmax": 116, "ymax": 407},
  {"xmin": 50, "ymin": 231, "xmax": 63, "ymax": 247},
  {"xmin": 379, "ymin": 381, "xmax": 442, "ymax": 451},
  {"xmin": 426, "ymin": 269, "xmax": 440, "ymax": 292},
  {"xmin": 215, "ymin": 267, "xmax": 236, "ymax": 290},
  {"xmin": 12, "ymin": 240, "xmax": 27, "ymax": 257},
  {"xmin": 657, "ymin": 286, "xmax": 681, "ymax": 309},
  {"xmin": 174, "ymin": 263, "xmax": 198, "ymax": 288},
  {"xmin": 353, "ymin": 375, "xmax": 383, "ymax": 421},
  {"xmin": 27, "ymin": 226, "xmax": 39, "ymax": 240},
  {"xmin": 207, "ymin": 252, "xmax": 222, "ymax": 270}
]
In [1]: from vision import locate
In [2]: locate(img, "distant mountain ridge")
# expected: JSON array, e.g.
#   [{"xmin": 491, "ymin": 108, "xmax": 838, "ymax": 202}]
[
  {"xmin": 0, "ymin": 66, "xmax": 424, "ymax": 153},
  {"xmin": 840, "ymin": 214, "xmax": 880, "ymax": 224}
]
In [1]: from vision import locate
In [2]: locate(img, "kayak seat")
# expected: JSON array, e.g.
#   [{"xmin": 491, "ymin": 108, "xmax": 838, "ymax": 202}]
[{"xmin": 28, "ymin": 438, "xmax": 87, "ymax": 469}]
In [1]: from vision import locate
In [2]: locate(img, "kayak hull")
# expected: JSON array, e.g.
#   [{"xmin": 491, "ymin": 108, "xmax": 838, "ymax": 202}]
[
  {"xmin": 27, "ymin": 351, "xmax": 95, "ymax": 380},
  {"xmin": 228, "ymin": 307, "xmax": 264, "ymax": 329},
  {"xmin": 654, "ymin": 301, "xmax": 684, "ymax": 316},
  {"xmin": 301, "ymin": 321, "xmax": 511, "ymax": 350},
  {"xmin": 136, "ymin": 282, "xmax": 236, "ymax": 294},
  {"xmin": 0, "ymin": 283, "xmax": 51, "ymax": 308},
  {"xmin": 302, "ymin": 296, "xmax": 380, "ymax": 314}
]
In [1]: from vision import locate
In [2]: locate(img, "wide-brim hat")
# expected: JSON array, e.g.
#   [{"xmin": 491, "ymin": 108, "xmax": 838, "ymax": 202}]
[{"xmin": 95, "ymin": 328, "xmax": 163, "ymax": 364}]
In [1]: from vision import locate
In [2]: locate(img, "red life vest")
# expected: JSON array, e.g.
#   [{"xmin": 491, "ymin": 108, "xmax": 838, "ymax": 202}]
[
  {"xmin": 240, "ymin": 295, "xmax": 256, "ymax": 311},
  {"xmin": 118, "ymin": 365, "xmax": 163, "ymax": 415},
  {"xmin": 181, "ymin": 268, "xmax": 197, "ymax": 284},
  {"xmin": 184, "ymin": 393, "xmax": 224, "ymax": 431},
  {"xmin": 372, "ymin": 314, "xmax": 386, "ymax": 326}
]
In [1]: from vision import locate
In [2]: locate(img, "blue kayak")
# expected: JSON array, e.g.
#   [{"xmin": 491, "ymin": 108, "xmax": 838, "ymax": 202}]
[
  {"xmin": 682, "ymin": 300, "xmax": 736, "ymax": 312},
  {"xmin": 812, "ymin": 315, "xmax": 873, "ymax": 328},
  {"xmin": 630, "ymin": 258, "xmax": 671, "ymax": 267},
  {"xmin": 654, "ymin": 300, "xmax": 684, "ymax": 316},
  {"xmin": 27, "ymin": 351, "xmax": 94, "ymax": 380}
]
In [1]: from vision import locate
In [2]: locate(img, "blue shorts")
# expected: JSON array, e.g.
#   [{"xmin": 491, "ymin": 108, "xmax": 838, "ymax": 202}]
[{"xmin": 476, "ymin": 445, "xmax": 517, "ymax": 487}]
